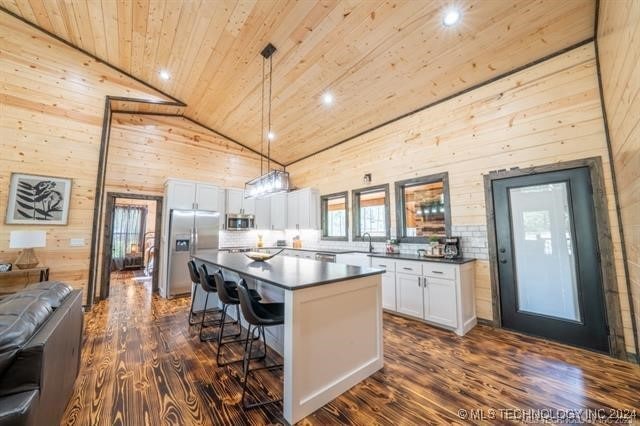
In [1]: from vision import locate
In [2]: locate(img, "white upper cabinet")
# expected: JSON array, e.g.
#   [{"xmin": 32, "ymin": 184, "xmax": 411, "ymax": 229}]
[
  {"xmin": 226, "ymin": 189, "xmax": 243, "ymax": 213},
  {"xmin": 195, "ymin": 183, "xmax": 221, "ymax": 211},
  {"xmin": 270, "ymin": 193, "xmax": 288, "ymax": 230},
  {"xmin": 166, "ymin": 180, "xmax": 197, "ymax": 210},
  {"xmin": 226, "ymin": 188, "xmax": 255, "ymax": 214},
  {"xmin": 287, "ymin": 191, "xmax": 300, "ymax": 229},
  {"xmin": 287, "ymin": 188, "xmax": 319, "ymax": 230},
  {"xmin": 166, "ymin": 179, "xmax": 225, "ymax": 212},
  {"xmin": 243, "ymin": 196, "xmax": 255, "ymax": 215},
  {"xmin": 255, "ymin": 198, "xmax": 271, "ymax": 230}
]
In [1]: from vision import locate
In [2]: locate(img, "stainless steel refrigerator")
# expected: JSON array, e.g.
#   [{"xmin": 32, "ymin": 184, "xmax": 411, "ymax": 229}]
[{"xmin": 167, "ymin": 209, "xmax": 219, "ymax": 297}]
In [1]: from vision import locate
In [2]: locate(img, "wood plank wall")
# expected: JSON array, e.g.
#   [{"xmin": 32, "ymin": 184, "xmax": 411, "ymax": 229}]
[
  {"xmin": 287, "ymin": 43, "xmax": 637, "ymax": 355},
  {"xmin": 0, "ymin": 14, "xmax": 265, "ymax": 301},
  {"xmin": 597, "ymin": 0, "xmax": 640, "ymax": 354},
  {"xmin": 105, "ymin": 114, "xmax": 264, "ymax": 196},
  {"xmin": 0, "ymin": 13, "xmax": 168, "ymax": 295}
]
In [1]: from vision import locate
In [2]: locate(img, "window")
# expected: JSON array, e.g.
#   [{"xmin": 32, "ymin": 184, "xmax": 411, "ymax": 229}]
[
  {"xmin": 321, "ymin": 192, "xmax": 348, "ymax": 241},
  {"xmin": 352, "ymin": 184, "xmax": 390, "ymax": 241},
  {"xmin": 395, "ymin": 173, "xmax": 450, "ymax": 242}
]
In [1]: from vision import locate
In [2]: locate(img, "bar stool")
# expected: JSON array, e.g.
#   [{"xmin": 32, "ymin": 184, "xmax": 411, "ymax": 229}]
[
  {"xmin": 187, "ymin": 260, "xmax": 215, "ymax": 326},
  {"xmin": 196, "ymin": 264, "xmax": 237, "ymax": 342},
  {"xmin": 236, "ymin": 285, "xmax": 284, "ymax": 409},
  {"xmin": 213, "ymin": 272, "xmax": 262, "ymax": 366}
]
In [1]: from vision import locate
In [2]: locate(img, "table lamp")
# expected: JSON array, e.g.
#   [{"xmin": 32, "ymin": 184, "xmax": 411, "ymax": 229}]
[{"xmin": 9, "ymin": 230, "xmax": 47, "ymax": 269}]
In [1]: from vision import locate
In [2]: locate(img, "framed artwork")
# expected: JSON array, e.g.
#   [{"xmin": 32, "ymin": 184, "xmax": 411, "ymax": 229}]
[{"xmin": 5, "ymin": 173, "xmax": 72, "ymax": 225}]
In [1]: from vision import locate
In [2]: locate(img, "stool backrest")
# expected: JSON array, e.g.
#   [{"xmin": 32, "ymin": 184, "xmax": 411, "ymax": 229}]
[
  {"xmin": 187, "ymin": 260, "xmax": 199, "ymax": 284},
  {"xmin": 237, "ymin": 285, "xmax": 264, "ymax": 326},
  {"xmin": 214, "ymin": 270, "xmax": 238, "ymax": 304},
  {"xmin": 197, "ymin": 264, "xmax": 216, "ymax": 293}
]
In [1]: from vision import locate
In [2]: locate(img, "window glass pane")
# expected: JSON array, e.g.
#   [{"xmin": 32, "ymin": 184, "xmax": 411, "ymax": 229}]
[
  {"xmin": 322, "ymin": 194, "xmax": 347, "ymax": 239},
  {"xmin": 403, "ymin": 181, "xmax": 445, "ymax": 238},
  {"xmin": 359, "ymin": 190, "xmax": 386, "ymax": 237},
  {"xmin": 509, "ymin": 182, "xmax": 580, "ymax": 321},
  {"xmin": 327, "ymin": 197, "xmax": 346, "ymax": 237}
]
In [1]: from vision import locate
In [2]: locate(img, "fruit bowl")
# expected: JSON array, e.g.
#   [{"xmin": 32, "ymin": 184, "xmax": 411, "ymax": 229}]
[{"xmin": 244, "ymin": 249, "xmax": 284, "ymax": 262}]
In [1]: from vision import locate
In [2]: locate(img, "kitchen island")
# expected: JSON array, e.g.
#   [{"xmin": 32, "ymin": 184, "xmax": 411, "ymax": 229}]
[{"xmin": 193, "ymin": 251, "xmax": 384, "ymax": 424}]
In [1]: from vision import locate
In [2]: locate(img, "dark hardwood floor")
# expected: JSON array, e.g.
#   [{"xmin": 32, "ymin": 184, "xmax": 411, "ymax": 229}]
[{"xmin": 61, "ymin": 272, "xmax": 640, "ymax": 425}]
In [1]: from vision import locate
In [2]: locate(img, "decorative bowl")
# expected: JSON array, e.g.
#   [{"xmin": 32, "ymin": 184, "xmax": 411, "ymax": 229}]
[{"xmin": 244, "ymin": 249, "xmax": 284, "ymax": 262}]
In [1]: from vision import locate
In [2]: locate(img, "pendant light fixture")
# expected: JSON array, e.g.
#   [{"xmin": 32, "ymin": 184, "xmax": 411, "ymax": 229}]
[{"xmin": 245, "ymin": 43, "xmax": 290, "ymax": 199}]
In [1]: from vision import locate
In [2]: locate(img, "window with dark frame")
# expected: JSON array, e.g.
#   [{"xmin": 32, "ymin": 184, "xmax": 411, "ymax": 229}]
[
  {"xmin": 352, "ymin": 184, "xmax": 390, "ymax": 242},
  {"xmin": 395, "ymin": 173, "xmax": 450, "ymax": 243},
  {"xmin": 321, "ymin": 192, "xmax": 348, "ymax": 241}
]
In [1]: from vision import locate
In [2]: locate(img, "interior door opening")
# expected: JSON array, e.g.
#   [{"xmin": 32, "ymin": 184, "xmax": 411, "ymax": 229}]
[
  {"xmin": 491, "ymin": 167, "xmax": 610, "ymax": 353},
  {"xmin": 100, "ymin": 193, "xmax": 163, "ymax": 300}
]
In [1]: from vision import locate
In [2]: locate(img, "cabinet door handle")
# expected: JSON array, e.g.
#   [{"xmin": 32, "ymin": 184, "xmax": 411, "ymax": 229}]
[
  {"xmin": 403, "ymin": 267, "xmax": 413, "ymax": 271},
  {"xmin": 378, "ymin": 264, "xmax": 386, "ymax": 267},
  {"xmin": 431, "ymin": 270, "xmax": 443, "ymax": 274},
  {"xmin": 417, "ymin": 277, "xmax": 421, "ymax": 287}
]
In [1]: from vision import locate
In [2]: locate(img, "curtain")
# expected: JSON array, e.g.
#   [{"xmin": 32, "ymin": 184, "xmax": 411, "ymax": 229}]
[{"xmin": 111, "ymin": 205, "xmax": 147, "ymax": 270}]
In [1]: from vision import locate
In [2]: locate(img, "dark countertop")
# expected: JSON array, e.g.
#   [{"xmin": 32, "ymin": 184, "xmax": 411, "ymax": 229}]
[
  {"xmin": 194, "ymin": 251, "xmax": 384, "ymax": 291},
  {"xmin": 368, "ymin": 253, "xmax": 475, "ymax": 264},
  {"xmin": 219, "ymin": 246, "xmax": 476, "ymax": 263},
  {"xmin": 219, "ymin": 246, "xmax": 363, "ymax": 254}
]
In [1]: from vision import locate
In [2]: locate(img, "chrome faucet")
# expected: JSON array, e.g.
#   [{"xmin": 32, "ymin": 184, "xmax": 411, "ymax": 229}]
[{"xmin": 362, "ymin": 232, "xmax": 374, "ymax": 253}]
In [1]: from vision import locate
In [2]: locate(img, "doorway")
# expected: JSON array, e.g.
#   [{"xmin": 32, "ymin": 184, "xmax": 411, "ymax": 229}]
[
  {"xmin": 101, "ymin": 193, "xmax": 163, "ymax": 300},
  {"xmin": 485, "ymin": 158, "xmax": 626, "ymax": 356}
]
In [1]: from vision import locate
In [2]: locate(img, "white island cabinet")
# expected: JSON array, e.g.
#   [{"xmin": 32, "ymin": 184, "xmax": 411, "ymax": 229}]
[{"xmin": 194, "ymin": 252, "xmax": 384, "ymax": 425}]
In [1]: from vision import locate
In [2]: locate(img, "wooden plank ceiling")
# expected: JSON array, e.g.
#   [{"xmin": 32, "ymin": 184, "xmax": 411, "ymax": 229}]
[{"xmin": 0, "ymin": 0, "xmax": 595, "ymax": 165}]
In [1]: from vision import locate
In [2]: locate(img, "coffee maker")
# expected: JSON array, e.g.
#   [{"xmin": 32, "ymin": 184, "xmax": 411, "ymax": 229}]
[{"xmin": 443, "ymin": 237, "xmax": 461, "ymax": 259}]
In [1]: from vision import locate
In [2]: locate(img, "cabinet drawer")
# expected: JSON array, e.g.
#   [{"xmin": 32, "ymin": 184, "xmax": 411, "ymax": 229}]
[
  {"xmin": 395, "ymin": 260, "xmax": 422, "ymax": 275},
  {"xmin": 423, "ymin": 263, "xmax": 456, "ymax": 280},
  {"xmin": 371, "ymin": 258, "xmax": 395, "ymax": 271}
]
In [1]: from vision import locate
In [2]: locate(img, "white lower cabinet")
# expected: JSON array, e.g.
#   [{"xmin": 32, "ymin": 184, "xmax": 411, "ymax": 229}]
[
  {"xmin": 395, "ymin": 272, "xmax": 424, "ymax": 318},
  {"xmin": 372, "ymin": 257, "xmax": 476, "ymax": 336},
  {"xmin": 424, "ymin": 277, "xmax": 457, "ymax": 328},
  {"xmin": 381, "ymin": 272, "xmax": 397, "ymax": 311}
]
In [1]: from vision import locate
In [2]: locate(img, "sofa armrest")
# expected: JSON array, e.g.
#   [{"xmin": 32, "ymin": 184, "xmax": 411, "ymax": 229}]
[
  {"xmin": 0, "ymin": 390, "xmax": 38, "ymax": 426},
  {"xmin": 0, "ymin": 291, "xmax": 83, "ymax": 425}
]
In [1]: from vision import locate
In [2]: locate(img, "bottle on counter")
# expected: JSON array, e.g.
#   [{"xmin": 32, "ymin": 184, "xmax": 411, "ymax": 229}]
[
  {"xmin": 257, "ymin": 234, "xmax": 264, "ymax": 248},
  {"xmin": 292, "ymin": 235, "xmax": 302, "ymax": 249}
]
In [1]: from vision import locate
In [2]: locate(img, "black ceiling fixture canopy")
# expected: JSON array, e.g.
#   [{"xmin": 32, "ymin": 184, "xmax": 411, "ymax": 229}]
[{"xmin": 261, "ymin": 43, "xmax": 277, "ymax": 59}]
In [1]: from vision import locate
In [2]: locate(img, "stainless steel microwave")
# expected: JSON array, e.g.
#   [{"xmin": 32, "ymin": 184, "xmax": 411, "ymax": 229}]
[{"xmin": 225, "ymin": 213, "xmax": 255, "ymax": 231}]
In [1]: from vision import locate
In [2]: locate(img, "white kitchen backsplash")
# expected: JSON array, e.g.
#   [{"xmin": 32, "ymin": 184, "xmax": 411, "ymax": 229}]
[
  {"xmin": 220, "ymin": 224, "xmax": 488, "ymax": 260},
  {"xmin": 219, "ymin": 230, "xmax": 283, "ymax": 248}
]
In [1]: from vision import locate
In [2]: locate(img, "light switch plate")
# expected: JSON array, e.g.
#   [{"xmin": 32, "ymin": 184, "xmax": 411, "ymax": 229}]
[{"xmin": 70, "ymin": 238, "xmax": 85, "ymax": 247}]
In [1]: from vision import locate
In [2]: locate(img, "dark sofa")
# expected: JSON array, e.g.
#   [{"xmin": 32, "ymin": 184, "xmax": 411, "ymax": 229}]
[{"xmin": 0, "ymin": 282, "xmax": 83, "ymax": 426}]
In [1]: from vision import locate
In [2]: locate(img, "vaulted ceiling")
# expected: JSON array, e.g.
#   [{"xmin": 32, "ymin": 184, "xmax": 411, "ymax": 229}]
[{"xmin": 0, "ymin": 0, "xmax": 595, "ymax": 165}]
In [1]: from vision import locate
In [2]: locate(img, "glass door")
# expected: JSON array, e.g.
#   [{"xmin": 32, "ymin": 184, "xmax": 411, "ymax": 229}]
[{"xmin": 492, "ymin": 167, "xmax": 609, "ymax": 352}]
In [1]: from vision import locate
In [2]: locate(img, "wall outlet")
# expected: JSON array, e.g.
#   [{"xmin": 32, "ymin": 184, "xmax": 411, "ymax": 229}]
[{"xmin": 70, "ymin": 238, "xmax": 85, "ymax": 247}]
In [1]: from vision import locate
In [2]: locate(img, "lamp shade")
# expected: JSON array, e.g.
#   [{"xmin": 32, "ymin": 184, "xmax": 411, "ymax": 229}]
[{"xmin": 9, "ymin": 231, "xmax": 47, "ymax": 249}]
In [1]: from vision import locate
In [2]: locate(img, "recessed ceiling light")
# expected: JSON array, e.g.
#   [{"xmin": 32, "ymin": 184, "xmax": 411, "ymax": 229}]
[
  {"xmin": 267, "ymin": 131, "xmax": 275, "ymax": 141},
  {"xmin": 159, "ymin": 70, "xmax": 171, "ymax": 80},
  {"xmin": 322, "ymin": 92, "xmax": 334, "ymax": 105},
  {"xmin": 443, "ymin": 9, "xmax": 460, "ymax": 27}
]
